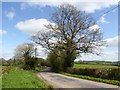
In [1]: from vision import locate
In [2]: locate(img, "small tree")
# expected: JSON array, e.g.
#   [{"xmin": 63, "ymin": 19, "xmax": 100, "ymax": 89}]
[
  {"xmin": 23, "ymin": 56, "xmax": 38, "ymax": 70},
  {"xmin": 14, "ymin": 43, "xmax": 36, "ymax": 70},
  {"xmin": 15, "ymin": 43, "xmax": 34, "ymax": 59},
  {"xmin": 47, "ymin": 50, "xmax": 62, "ymax": 72}
]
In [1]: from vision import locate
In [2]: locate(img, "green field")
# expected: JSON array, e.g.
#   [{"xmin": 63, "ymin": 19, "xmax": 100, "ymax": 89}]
[
  {"xmin": 74, "ymin": 64, "xmax": 118, "ymax": 69},
  {"xmin": 2, "ymin": 66, "xmax": 48, "ymax": 88}
]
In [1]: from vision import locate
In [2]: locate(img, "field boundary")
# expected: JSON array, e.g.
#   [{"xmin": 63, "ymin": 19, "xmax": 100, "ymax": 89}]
[{"xmin": 62, "ymin": 73, "xmax": 120, "ymax": 86}]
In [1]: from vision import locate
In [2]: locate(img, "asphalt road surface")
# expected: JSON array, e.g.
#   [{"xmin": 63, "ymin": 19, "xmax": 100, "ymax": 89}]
[{"xmin": 38, "ymin": 72, "xmax": 119, "ymax": 89}]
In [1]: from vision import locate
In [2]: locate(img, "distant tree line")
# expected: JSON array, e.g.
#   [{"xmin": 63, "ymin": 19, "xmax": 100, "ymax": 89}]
[{"xmin": 75, "ymin": 60, "xmax": 120, "ymax": 66}]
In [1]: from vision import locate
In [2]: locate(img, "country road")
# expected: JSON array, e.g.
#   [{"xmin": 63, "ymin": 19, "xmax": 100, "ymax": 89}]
[{"xmin": 38, "ymin": 72, "xmax": 119, "ymax": 89}]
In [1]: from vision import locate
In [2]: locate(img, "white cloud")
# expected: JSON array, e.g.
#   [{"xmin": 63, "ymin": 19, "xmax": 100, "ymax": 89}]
[
  {"xmin": 0, "ymin": 41, "xmax": 2, "ymax": 45},
  {"xmin": 75, "ymin": 36, "xmax": 119, "ymax": 61},
  {"xmin": 98, "ymin": 14, "xmax": 110, "ymax": 24},
  {"xmin": 15, "ymin": 18, "xmax": 55, "ymax": 35},
  {"xmin": 36, "ymin": 45, "xmax": 47, "ymax": 59},
  {"xmin": 102, "ymin": 51, "xmax": 118, "ymax": 61},
  {"xmin": 89, "ymin": 24, "xmax": 101, "ymax": 33},
  {"xmin": 0, "ymin": 51, "xmax": 3, "ymax": 58},
  {"xmin": 5, "ymin": 11, "xmax": 15, "ymax": 20},
  {"xmin": 20, "ymin": 3, "xmax": 29, "ymax": 10},
  {"xmin": 0, "ymin": 30, "xmax": 7, "ymax": 36},
  {"xmin": 2, "ymin": 51, "xmax": 14, "ymax": 60},
  {"xmin": 76, "ymin": 50, "xmax": 118, "ymax": 61},
  {"xmin": 89, "ymin": 24, "xmax": 100, "ymax": 30},
  {"xmin": 20, "ymin": 0, "xmax": 118, "ymax": 13},
  {"xmin": 106, "ymin": 36, "xmax": 119, "ymax": 47}
]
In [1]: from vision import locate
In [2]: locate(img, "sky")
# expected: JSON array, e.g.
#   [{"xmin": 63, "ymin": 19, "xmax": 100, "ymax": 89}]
[{"xmin": 0, "ymin": 0, "xmax": 119, "ymax": 61}]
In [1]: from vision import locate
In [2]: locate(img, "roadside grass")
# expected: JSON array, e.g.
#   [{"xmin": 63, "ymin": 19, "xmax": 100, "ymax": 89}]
[
  {"xmin": 74, "ymin": 64, "xmax": 118, "ymax": 69},
  {"xmin": 62, "ymin": 73, "xmax": 120, "ymax": 86},
  {"xmin": 2, "ymin": 66, "xmax": 48, "ymax": 88}
]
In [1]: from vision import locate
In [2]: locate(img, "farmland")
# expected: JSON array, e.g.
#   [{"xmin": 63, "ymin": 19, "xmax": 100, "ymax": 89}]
[{"xmin": 74, "ymin": 63, "xmax": 118, "ymax": 69}]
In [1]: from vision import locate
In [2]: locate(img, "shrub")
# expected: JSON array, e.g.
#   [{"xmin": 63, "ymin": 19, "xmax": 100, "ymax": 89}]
[
  {"xmin": 66, "ymin": 67, "xmax": 74, "ymax": 74},
  {"xmin": 66, "ymin": 68, "xmax": 96, "ymax": 76},
  {"xmin": 2, "ymin": 66, "xmax": 16, "ymax": 74},
  {"xmin": 95, "ymin": 68, "xmax": 111, "ymax": 79},
  {"xmin": 47, "ymin": 51, "xmax": 62, "ymax": 73},
  {"xmin": 35, "ymin": 67, "xmax": 41, "ymax": 72},
  {"xmin": 23, "ymin": 56, "xmax": 38, "ymax": 70},
  {"xmin": 107, "ymin": 68, "xmax": 120, "ymax": 81}
]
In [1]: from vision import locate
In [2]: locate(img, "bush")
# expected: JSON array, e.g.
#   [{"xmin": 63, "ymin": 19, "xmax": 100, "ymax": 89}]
[
  {"xmin": 37, "ymin": 58, "xmax": 48, "ymax": 67},
  {"xmin": 2, "ymin": 66, "xmax": 17, "ymax": 74},
  {"xmin": 35, "ymin": 66, "xmax": 41, "ymax": 72},
  {"xmin": 95, "ymin": 68, "xmax": 111, "ymax": 79},
  {"xmin": 23, "ymin": 56, "xmax": 38, "ymax": 70},
  {"xmin": 66, "ymin": 68, "xmax": 96, "ymax": 76},
  {"xmin": 107, "ymin": 68, "xmax": 120, "ymax": 81},
  {"xmin": 52, "ymin": 59, "xmax": 61, "ymax": 72},
  {"xmin": 47, "ymin": 51, "xmax": 62, "ymax": 73}
]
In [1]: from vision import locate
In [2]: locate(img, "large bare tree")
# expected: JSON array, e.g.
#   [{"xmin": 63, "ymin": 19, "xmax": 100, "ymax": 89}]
[{"xmin": 32, "ymin": 4, "xmax": 104, "ymax": 70}]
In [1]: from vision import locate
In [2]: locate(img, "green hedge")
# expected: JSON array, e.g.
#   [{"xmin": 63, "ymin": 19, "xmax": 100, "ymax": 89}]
[
  {"xmin": 62, "ymin": 73, "xmax": 120, "ymax": 85},
  {"xmin": 66, "ymin": 67, "xmax": 120, "ymax": 81}
]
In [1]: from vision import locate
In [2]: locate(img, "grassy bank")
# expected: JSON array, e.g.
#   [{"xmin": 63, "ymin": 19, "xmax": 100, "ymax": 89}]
[
  {"xmin": 74, "ymin": 64, "xmax": 118, "ymax": 69},
  {"xmin": 62, "ymin": 73, "xmax": 120, "ymax": 86},
  {"xmin": 2, "ymin": 66, "xmax": 48, "ymax": 88}
]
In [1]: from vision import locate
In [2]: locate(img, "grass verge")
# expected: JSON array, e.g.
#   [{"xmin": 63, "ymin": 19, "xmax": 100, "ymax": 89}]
[
  {"xmin": 62, "ymin": 73, "xmax": 120, "ymax": 86},
  {"xmin": 2, "ymin": 66, "xmax": 48, "ymax": 88}
]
